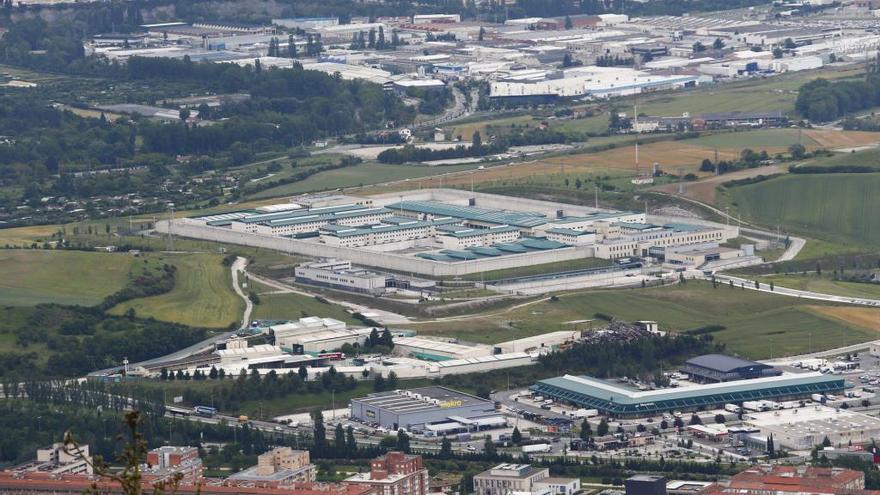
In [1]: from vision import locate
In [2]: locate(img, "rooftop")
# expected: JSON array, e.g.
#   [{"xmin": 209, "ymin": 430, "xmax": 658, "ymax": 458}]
[
  {"xmin": 353, "ymin": 386, "xmax": 490, "ymax": 414},
  {"xmin": 684, "ymin": 354, "xmax": 771, "ymax": 373},
  {"xmin": 385, "ymin": 200, "xmax": 548, "ymax": 228}
]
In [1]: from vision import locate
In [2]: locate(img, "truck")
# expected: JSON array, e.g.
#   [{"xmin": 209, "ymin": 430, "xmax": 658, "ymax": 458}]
[
  {"xmin": 522, "ymin": 443, "xmax": 552, "ymax": 454},
  {"xmin": 724, "ymin": 404, "xmax": 741, "ymax": 414},
  {"xmin": 573, "ymin": 409, "xmax": 600, "ymax": 418},
  {"xmin": 811, "ymin": 393, "xmax": 826, "ymax": 403}
]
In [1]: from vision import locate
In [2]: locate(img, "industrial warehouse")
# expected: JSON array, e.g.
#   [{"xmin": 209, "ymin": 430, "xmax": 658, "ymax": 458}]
[
  {"xmin": 530, "ymin": 371, "xmax": 845, "ymax": 418},
  {"xmin": 164, "ymin": 189, "xmax": 743, "ymax": 277},
  {"xmin": 350, "ymin": 386, "xmax": 504, "ymax": 433}
]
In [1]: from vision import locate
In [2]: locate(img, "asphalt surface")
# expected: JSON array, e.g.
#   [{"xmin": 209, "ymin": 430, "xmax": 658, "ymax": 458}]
[{"xmin": 712, "ymin": 274, "xmax": 880, "ymax": 307}]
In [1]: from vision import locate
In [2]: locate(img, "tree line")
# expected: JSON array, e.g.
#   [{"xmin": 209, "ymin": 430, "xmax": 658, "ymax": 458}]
[{"xmin": 796, "ymin": 76, "xmax": 880, "ymax": 122}]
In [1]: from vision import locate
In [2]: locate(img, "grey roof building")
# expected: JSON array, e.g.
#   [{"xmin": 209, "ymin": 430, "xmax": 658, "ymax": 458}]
[
  {"xmin": 680, "ymin": 354, "xmax": 781, "ymax": 383},
  {"xmin": 350, "ymin": 386, "xmax": 498, "ymax": 431}
]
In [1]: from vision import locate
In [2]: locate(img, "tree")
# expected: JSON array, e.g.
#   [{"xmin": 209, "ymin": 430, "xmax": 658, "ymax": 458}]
[
  {"xmin": 368, "ymin": 28, "xmax": 376, "ymax": 48},
  {"xmin": 159, "ymin": 368, "xmax": 168, "ymax": 380},
  {"xmin": 597, "ymin": 418, "xmax": 609, "ymax": 436},
  {"xmin": 312, "ymin": 410, "xmax": 328, "ymax": 455},
  {"xmin": 397, "ymin": 429, "xmax": 411, "ymax": 452},
  {"xmin": 472, "ymin": 131, "xmax": 482, "ymax": 151},
  {"xmin": 767, "ymin": 434, "xmax": 776, "ymax": 455},
  {"xmin": 374, "ymin": 374, "xmax": 386, "ymax": 392},
  {"xmin": 381, "ymin": 328, "xmax": 394, "ymax": 349},
  {"xmin": 714, "ymin": 414, "xmax": 726, "ymax": 424},
  {"xmin": 179, "ymin": 108, "xmax": 190, "ymax": 122},
  {"xmin": 693, "ymin": 41, "xmax": 706, "ymax": 52},
  {"xmin": 368, "ymin": 328, "xmax": 380, "ymax": 347},
  {"xmin": 689, "ymin": 414, "xmax": 702, "ymax": 425},
  {"xmin": 700, "ymin": 158, "xmax": 715, "ymax": 172},
  {"xmin": 564, "ymin": 15, "xmax": 573, "ymax": 29},
  {"xmin": 773, "ymin": 47, "xmax": 784, "ymax": 59},
  {"xmin": 673, "ymin": 417, "xmax": 684, "ymax": 428},
  {"xmin": 712, "ymin": 38, "xmax": 725, "ymax": 50},
  {"xmin": 298, "ymin": 366, "xmax": 308, "ymax": 381},
  {"xmin": 440, "ymin": 437, "xmax": 453, "ymax": 458},
  {"xmin": 770, "ymin": 282, "xmax": 774, "ymax": 291},
  {"xmin": 387, "ymin": 371, "xmax": 399, "ymax": 390},
  {"xmin": 288, "ymin": 34, "xmax": 297, "ymax": 58},
  {"xmin": 391, "ymin": 29, "xmax": 400, "ymax": 47},
  {"xmin": 335, "ymin": 423, "xmax": 346, "ymax": 453},
  {"xmin": 377, "ymin": 26, "xmax": 386, "ymax": 49},
  {"xmin": 789, "ymin": 143, "xmax": 806, "ymax": 159},
  {"xmin": 483, "ymin": 435, "xmax": 497, "ymax": 457},
  {"xmin": 345, "ymin": 425, "xmax": 357, "ymax": 455},
  {"xmin": 822, "ymin": 436, "xmax": 832, "ymax": 447},
  {"xmin": 579, "ymin": 419, "xmax": 592, "ymax": 440},
  {"xmin": 512, "ymin": 426, "xmax": 522, "ymax": 444},
  {"xmin": 478, "ymin": 26, "xmax": 485, "ymax": 41},
  {"xmin": 784, "ymin": 38, "xmax": 797, "ymax": 49},
  {"xmin": 562, "ymin": 53, "xmax": 574, "ymax": 67}
]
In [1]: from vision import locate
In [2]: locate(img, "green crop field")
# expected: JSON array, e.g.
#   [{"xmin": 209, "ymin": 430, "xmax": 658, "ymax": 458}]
[
  {"xmin": 0, "ymin": 250, "xmax": 134, "ymax": 306},
  {"xmin": 721, "ymin": 173, "xmax": 880, "ymax": 247},
  {"xmin": 803, "ymin": 147, "xmax": 880, "ymax": 170},
  {"xmin": 109, "ymin": 253, "xmax": 243, "ymax": 328},
  {"xmin": 248, "ymin": 162, "xmax": 483, "ymax": 199},
  {"xmin": 410, "ymin": 281, "xmax": 878, "ymax": 359}
]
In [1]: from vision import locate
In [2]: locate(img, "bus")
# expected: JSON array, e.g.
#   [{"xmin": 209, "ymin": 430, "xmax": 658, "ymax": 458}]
[{"xmin": 193, "ymin": 405, "xmax": 217, "ymax": 417}]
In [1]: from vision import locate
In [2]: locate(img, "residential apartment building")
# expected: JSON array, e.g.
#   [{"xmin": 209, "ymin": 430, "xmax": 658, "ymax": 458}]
[
  {"xmin": 144, "ymin": 446, "xmax": 203, "ymax": 485},
  {"xmin": 226, "ymin": 447, "xmax": 316, "ymax": 488},
  {"xmin": 473, "ymin": 464, "xmax": 550, "ymax": 495},
  {"xmin": 345, "ymin": 452, "xmax": 429, "ymax": 495}
]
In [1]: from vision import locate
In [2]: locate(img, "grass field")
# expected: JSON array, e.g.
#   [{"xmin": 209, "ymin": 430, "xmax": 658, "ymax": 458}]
[
  {"xmin": 249, "ymin": 162, "xmax": 483, "ymax": 199},
  {"xmin": 688, "ymin": 129, "xmax": 821, "ymax": 149},
  {"xmin": 0, "ymin": 250, "xmax": 134, "ymax": 306},
  {"xmin": 409, "ymin": 281, "xmax": 879, "ymax": 359},
  {"xmin": 756, "ymin": 274, "xmax": 880, "ymax": 299},
  {"xmin": 802, "ymin": 146, "xmax": 880, "ymax": 169},
  {"xmin": 721, "ymin": 173, "xmax": 880, "ymax": 247},
  {"xmin": 109, "ymin": 253, "xmax": 242, "ymax": 328},
  {"xmin": 251, "ymin": 290, "xmax": 359, "ymax": 324}
]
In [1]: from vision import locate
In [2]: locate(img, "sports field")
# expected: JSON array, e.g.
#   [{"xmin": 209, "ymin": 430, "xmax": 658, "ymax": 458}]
[
  {"xmin": 722, "ymin": 173, "xmax": 880, "ymax": 247},
  {"xmin": 0, "ymin": 250, "xmax": 134, "ymax": 306},
  {"xmin": 410, "ymin": 281, "xmax": 879, "ymax": 359},
  {"xmin": 109, "ymin": 253, "xmax": 243, "ymax": 328}
]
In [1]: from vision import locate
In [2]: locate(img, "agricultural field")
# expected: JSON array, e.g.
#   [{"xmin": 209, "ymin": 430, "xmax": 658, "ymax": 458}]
[
  {"xmin": 0, "ymin": 250, "xmax": 134, "ymax": 306},
  {"xmin": 719, "ymin": 173, "xmax": 880, "ymax": 248},
  {"xmin": 801, "ymin": 146, "xmax": 880, "ymax": 169},
  {"xmin": 408, "ymin": 281, "xmax": 880, "ymax": 359},
  {"xmin": 108, "ymin": 253, "xmax": 243, "ymax": 328}
]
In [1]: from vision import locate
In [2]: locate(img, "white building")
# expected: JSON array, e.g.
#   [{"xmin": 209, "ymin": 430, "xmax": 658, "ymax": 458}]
[
  {"xmin": 744, "ymin": 406, "xmax": 880, "ymax": 450},
  {"xmin": 439, "ymin": 225, "xmax": 521, "ymax": 249},
  {"xmin": 294, "ymin": 259, "xmax": 388, "ymax": 295},
  {"xmin": 393, "ymin": 337, "xmax": 492, "ymax": 361}
]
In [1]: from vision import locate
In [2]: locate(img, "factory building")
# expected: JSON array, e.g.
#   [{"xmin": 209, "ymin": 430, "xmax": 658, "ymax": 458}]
[
  {"xmin": 493, "ymin": 331, "xmax": 580, "ymax": 354},
  {"xmin": 679, "ymin": 354, "xmax": 782, "ymax": 383},
  {"xmin": 393, "ymin": 337, "xmax": 492, "ymax": 361},
  {"xmin": 530, "ymin": 372, "xmax": 845, "ymax": 418},
  {"xmin": 743, "ymin": 407, "xmax": 880, "ymax": 450},
  {"xmin": 350, "ymin": 386, "xmax": 499, "ymax": 431}
]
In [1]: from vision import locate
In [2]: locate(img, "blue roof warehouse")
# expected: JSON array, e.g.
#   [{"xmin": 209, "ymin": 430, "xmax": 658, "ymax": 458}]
[{"xmin": 530, "ymin": 372, "xmax": 845, "ymax": 418}]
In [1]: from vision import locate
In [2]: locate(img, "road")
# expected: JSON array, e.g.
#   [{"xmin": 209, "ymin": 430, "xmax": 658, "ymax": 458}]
[
  {"xmin": 711, "ymin": 273, "xmax": 880, "ymax": 307},
  {"xmin": 231, "ymin": 256, "xmax": 253, "ymax": 330}
]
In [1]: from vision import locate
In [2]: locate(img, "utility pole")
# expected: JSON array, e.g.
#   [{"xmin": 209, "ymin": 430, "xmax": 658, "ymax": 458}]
[{"xmin": 594, "ymin": 184, "xmax": 599, "ymax": 209}]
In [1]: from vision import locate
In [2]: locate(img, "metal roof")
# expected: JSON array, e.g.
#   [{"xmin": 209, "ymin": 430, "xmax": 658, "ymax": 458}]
[
  {"xmin": 531, "ymin": 372, "xmax": 844, "ymax": 415},
  {"xmin": 684, "ymin": 354, "xmax": 770, "ymax": 373},
  {"xmin": 385, "ymin": 200, "xmax": 548, "ymax": 228}
]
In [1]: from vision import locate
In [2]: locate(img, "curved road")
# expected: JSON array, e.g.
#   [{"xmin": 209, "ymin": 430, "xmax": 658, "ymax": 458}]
[{"xmin": 231, "ymin": 256, "xmax": 254, "ymax": 330}]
